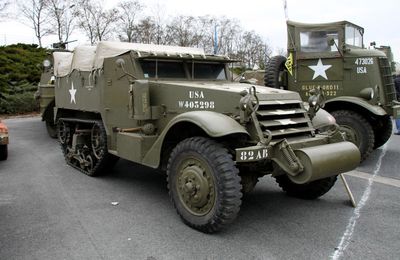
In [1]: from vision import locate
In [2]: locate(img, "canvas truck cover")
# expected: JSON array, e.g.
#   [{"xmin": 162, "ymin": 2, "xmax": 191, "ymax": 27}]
[
  {"xmin": 92, "ymin": 41, "xmax": 205, "ymax": 69},
  {"xmin": 71, "ymin": 45, "xmax": 97, "ymax": 72},
  {"xmin": 53, "ymin": 41, "xmax": 206, "ymax": 77},
  {"xmin": 53, "ymin": 52, "xmax": 74, "ymax": 77}
]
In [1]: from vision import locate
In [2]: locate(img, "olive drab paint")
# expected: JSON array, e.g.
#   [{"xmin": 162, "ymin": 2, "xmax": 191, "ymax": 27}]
[
  {"xmin": 38, "ymin": 41, "xmax": 361, "ymax": 232},
  {"xmin": 262, "ymin": 20, "xmax": 400, "ymax": 161}
]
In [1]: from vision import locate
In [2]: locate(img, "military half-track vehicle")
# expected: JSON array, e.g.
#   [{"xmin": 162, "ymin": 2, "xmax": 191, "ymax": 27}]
[
  {"xmin": 50, "ymin": 41, "xmax": 360, "ymax": 233},
  {"xmin": 35, "ymin": 42, "xmax": 75, "ymax": 138},
  {"xmin": 263, "ymin": 20, "xmax": 400, "ymax": 161}
]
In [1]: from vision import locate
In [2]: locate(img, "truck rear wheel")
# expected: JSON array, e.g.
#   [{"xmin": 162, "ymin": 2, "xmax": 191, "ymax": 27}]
[
  {"xmin": 0, "ymin": 145, "xmax": 7, "ymax": 161},
  {"xmin": 275, "ymin": 174, "xmax": 337, "ymax": 199},
  {"xmin": 331, "ymin": 110, "xmax": 374, "ymax": 162},
  {"xmin": 373, "ymin": 116, "xmax": 392, "ymax": 149},
  {"xmin": 167, "ymin": 137, "xmax": 242, "ymax": 233},
  {"xmin": 264, "ymin": 55, "xmax": 287, "ymax": 89}
]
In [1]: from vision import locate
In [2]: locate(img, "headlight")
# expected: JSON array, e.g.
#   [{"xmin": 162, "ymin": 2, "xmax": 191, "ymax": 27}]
[
  {"xmin": 43, "ymin": 59, "xmax": 51, "ymax": 68},
  {"xmin": 308, "ymin": 95, "xmax": 318, "ymax": 107},
  {"xmin": 359, "ymin": 88, "xmax": 374, "ymax": 100}
]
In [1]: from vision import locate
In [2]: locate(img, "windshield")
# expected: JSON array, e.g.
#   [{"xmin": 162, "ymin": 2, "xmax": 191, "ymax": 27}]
[
  {"xmin": 300, "ymin": 30, "xmax": 339, "ymax": 52},
  {"xmin": 345, "ymin": 24, "xmax": 363, "ymax": 47},
  {"xmin": 140, "ymin": 60, "xmax": 227, "ymax": 80}
]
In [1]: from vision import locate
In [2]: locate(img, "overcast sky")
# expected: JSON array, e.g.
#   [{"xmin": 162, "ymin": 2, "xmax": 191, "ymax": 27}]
[{"xmin": 1, "ymin": 0, "xmax": 399, "ymax": 62}]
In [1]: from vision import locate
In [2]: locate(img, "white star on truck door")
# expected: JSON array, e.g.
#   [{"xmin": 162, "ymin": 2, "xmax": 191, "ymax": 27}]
[
  {"xmin": 69, "ymin": 82, "xmax": 77, "ymax": 104},
  {"xmin": 308, "ymin": 59, "xmax": 332, "ymax": 80}
]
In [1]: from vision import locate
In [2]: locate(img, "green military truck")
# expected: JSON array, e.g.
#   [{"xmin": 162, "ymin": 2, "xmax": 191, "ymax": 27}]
[
  {"xmin": 49, "ymin": 41, "xmax": 360, "ymax": 232},
  {"xmin": 35, "ymin": 49, "xmax": 72, "ymax": 138},
  {"xmin": 264, "ymin": 20, "xmax": 400, "ymax": 161}
]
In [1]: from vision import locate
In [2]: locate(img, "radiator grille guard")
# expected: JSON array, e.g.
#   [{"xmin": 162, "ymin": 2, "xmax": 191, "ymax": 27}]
[
  {"xmin": 256, "ymin": 99, "xmax": 315, "ymax": 141},
  {"xmin": 378, "ymin": 57, "xmax": 396, "ymax": 106}
]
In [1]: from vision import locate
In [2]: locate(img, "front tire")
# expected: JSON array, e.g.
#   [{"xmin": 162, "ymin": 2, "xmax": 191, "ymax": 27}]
[
  {"xmin": 373, "ymin": 116, "xmax": 392, "ymax": 149},
  {"xmin": 167, "ymin": 137, "xmax": 242, "ymax": 233},
  {"xmin": 0, "ymin": 145, "xmax": 7, "ymax": 161},
  {"xmin": 331, "ymin": 110, "xmax": 374, "ymax": 162},
  {"xmin": 275, "ymin": 174, "xmax": 337, "ymax": 200}
]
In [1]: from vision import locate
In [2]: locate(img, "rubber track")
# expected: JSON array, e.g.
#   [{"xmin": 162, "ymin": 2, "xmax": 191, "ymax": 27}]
[{"xmin": 59, "ymin": 118, "xmax": 112, "ymax": 176}]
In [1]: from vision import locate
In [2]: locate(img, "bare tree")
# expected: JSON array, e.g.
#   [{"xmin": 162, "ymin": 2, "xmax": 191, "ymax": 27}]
[
  {"xmin": 117, "ymin": 0, "xmax": 143, "ymax": 42},
  {"xmin": 18, "ymin": 0, "xmax": 51, "ymax": 47},
  {"xmin": 165, "ymin": 16, "xmax": 201, "ymax": 47},
  {"xmin": 0, "ymin": 0, "xmax": 10, "ymax": 19},
  {"xmin": 47, "ymin": 0, "xmax": 77, "ymax": 43},
  {"xmin": 234, "ymin": 31, "xmax": 271, "ymax": 69},
  {"xmin": 132, "ymin": 16, "xmax": 157, "ymax": 44},
  {"xmin": 74, "ymin": 0, "xmax": 119, "ymax": 45}
]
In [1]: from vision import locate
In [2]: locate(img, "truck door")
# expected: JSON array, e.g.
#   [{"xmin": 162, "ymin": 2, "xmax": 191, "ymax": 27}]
[{"xmin": 294, "ymin": 29, "xmax": 344, "ymax": 101}]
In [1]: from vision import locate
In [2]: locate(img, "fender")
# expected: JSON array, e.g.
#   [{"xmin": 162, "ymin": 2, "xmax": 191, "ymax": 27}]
[
  {"xmin": 325, "ymin": 96, "xmax": 387, "ymax": 116},
  {"xmin": 142, "ymin": 111, "xmax": 249, "ymax": 168}
]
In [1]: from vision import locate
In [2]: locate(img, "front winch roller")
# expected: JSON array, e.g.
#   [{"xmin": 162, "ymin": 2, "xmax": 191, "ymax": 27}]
[{"xmin": 286, "ymin": 141, "xmax": 360, "ymax": 184}]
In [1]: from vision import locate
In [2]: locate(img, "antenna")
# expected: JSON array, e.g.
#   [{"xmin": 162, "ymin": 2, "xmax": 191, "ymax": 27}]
[{"xmin": 282, "ymin": 0, "xmax": 289, "ymax": 20}]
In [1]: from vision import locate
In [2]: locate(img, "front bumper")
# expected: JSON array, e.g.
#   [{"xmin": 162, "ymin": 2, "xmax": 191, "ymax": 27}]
[{"xmin": 235, "ymin": 135, "xmax": 360, "ymax": 184}]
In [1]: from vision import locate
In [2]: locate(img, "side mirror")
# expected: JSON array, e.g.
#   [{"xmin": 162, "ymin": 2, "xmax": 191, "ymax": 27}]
[
  {"xmin": 327, "ymin": 36, "xmax": 335, "ymax": 47},
  {"xmin": 115, "ymin": 58, "xmax": 126, "ymax": 68}
]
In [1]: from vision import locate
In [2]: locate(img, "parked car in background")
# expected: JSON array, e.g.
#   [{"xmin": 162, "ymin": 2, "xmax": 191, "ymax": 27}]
[{"xmin": 0, "ymin": 119, "xmax": 8, "ymax": 160}]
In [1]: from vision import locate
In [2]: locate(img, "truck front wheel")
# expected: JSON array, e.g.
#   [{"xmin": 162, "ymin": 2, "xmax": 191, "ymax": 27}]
[
  {"xmin": 167, "ymin": 137, "xmax": 242, "ymax": 233},
  {"xmin": 331, "ymin": 110, "xmax": 374, "ymax": 162},
  {"xmin": 275, "ymin": 174, "xmax": 337, "ymax": 199},
  {"xmin": 373, "ymin": 116, "xmax": 392, "ymax": 149}
]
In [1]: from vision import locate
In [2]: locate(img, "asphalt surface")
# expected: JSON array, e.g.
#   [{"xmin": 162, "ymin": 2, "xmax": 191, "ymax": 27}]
[{"xmin": 1, "ymin": 117, "xmax": 399, "ymax": 260}]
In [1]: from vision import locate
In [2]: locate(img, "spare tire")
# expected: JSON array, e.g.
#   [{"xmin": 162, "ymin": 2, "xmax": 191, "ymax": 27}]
[{"xmin": 264, "ymin": 55, "xmax": 287, "ymax": 89}]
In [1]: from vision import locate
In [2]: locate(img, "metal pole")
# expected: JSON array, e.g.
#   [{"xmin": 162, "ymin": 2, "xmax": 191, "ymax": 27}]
[
  {"xmin": 340, "ymin": 174, "xmax": 357, "ymax": 208},
  {"xmin": 214, "ymin": 24, "xmax": 218, "ymax": 55}
]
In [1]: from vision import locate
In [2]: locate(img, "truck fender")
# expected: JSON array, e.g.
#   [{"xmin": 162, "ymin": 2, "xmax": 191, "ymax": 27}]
[
  {"xmin": 325, "ymin": 96, "xmax": 387, "ymax": 116},
  {"xmin": 142, "ymin": 111, "xmax": 249, "ymax": 168}
]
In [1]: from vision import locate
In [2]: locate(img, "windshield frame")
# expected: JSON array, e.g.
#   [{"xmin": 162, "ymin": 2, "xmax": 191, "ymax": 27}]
[
  {"xmin": 138, "ymin": 58, "xmax": 229, "ymax": 81},
  {"xmin": 344, "ymin": 23, "xmax": 364, "ymax": 48}
]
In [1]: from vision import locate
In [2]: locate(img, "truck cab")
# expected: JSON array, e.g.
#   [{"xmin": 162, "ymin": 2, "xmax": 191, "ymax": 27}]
[{"xmin": 265, "ymin": 20, "xmax": 400, "ymax": 161}]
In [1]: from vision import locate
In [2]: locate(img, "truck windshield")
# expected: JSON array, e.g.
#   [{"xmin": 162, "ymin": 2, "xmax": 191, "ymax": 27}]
[
  {"xmin": 140, "ymin": 60, "xmax": 227, "ymax": 80},
  {"xmin": 189, "ymin": 62, "xmax": 227, "ymax": 80},
  {"xmin": 300, "ymin": 30, "xmax": 339, "ymax": 52},
  {"xmin": 345, "ymin": 24, "xmax": 363, "ymax": 47}
]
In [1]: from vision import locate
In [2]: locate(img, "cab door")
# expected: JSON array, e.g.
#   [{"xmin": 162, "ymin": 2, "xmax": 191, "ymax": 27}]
[{"xmin": 293, "ymin": 29, "xmax": 344, "ymax": 101}]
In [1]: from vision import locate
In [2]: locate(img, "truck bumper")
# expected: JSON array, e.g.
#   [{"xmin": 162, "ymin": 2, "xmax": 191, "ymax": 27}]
[{"xmin": 236, "ymin": 139, "xmax": 360, "ymax": 184}]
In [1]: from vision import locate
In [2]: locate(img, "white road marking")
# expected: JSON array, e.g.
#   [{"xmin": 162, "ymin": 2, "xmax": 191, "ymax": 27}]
[
  {"xmin": 345, "ymin": 171, "xmax": 400, "ymax": 188},
  {"xmin": 331, "ymin": 144, "xmax": 388, "ymax": 260}
]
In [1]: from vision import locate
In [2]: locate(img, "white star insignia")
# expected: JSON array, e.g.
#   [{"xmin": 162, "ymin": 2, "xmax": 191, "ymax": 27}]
[
  {"xmin": 308, "ymin": 59, "xmax": 332, "ymax": 80},
  {"xmin": 69, "ymin": 82, "xmax": 77, "ymax": 104}
]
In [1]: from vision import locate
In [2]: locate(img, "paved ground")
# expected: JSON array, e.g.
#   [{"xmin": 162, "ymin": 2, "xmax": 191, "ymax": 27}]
[{"xmin": 1, "ymin": 117, "xmax": 399, "ymax": 260}]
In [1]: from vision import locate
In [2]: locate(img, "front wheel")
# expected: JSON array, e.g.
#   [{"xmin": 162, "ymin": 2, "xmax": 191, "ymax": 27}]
[
  {"xmin": 373, "ymin": 116, "xmax": 392, "ymax": 149},
  {"xmin": 0, "ymin": 144, "xmax": 7, "ymax": 161},
  {"xmin": 331, "ymin": 110, "xmax": 374, "ymax": 162},
  {"xmin": 167, "ymin": 137, "xmax": 242, "ymax": 233},
  {"xmin": 275, "ymin": 174, "xmax": 337, "ymax": 200}
]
